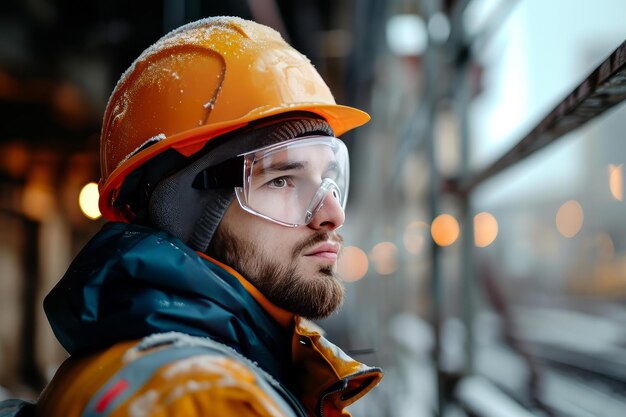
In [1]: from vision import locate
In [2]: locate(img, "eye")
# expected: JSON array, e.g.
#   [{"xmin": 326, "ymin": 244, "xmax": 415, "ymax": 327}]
[{"xmin": 268, "ymin": 177, "xmax": 290, "ymax": 188}]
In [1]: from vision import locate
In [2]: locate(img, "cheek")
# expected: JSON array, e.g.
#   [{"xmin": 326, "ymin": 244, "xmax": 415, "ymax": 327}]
[
  {"xmin": 231, "ymin": 213, "xmax": 283, "ymax": 250},
  {"xmin": 222, "ymin": 203, "xmax": 302, "ymax": 258},
  {"xmin": 253, "ymin": 226, "xmax": 291, "ymax": 253},
  {"xmin": 249, "ymin": 224, "xmax": 302, "ymax": 261}
]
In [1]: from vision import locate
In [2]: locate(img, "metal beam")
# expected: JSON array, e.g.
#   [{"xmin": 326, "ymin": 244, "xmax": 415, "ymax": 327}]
[{"xmin": 459, "ymin": 39, "xmax": 626, "ymax": 193}]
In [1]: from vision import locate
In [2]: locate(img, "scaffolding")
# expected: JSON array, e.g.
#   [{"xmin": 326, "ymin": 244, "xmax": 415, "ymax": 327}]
[{"xmin": 410, "ymin": 1, "xmax": 626, "ymax": 414}]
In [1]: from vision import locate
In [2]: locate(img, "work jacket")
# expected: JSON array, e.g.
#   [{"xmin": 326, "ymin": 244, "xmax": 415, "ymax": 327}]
[{"xmin": 37, "ymin": 222, "xmax": 382, "ymax": 417}]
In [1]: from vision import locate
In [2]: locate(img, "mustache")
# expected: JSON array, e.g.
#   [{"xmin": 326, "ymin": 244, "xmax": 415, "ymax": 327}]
[{"xmin": 291, "ymin": 232, "xmax": 344, "ymax": 258}]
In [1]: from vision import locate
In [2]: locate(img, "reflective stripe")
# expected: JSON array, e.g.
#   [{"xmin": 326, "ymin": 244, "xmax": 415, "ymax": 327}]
[
  {"xmin": 82, "ymin": 345, "xmax": 212, "ymax": 417},
  {"xmin": 81, "ymin": 333, "xmax": 303, "ymax": 417}
]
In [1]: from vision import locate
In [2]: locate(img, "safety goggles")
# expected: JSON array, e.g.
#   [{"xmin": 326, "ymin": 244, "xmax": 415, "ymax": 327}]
[
  {"xmin": 233, "ymin": 135, "xmax": 349, "ymax": 227},
  {"xmin": 193, "ymin": 135, "xmax": 349, "ymax": 227}
]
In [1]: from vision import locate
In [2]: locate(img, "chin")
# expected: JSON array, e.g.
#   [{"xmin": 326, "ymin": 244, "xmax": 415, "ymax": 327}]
[{"xmin": 318, "ymin": 265, "xmax": 336, "ymax": 277}]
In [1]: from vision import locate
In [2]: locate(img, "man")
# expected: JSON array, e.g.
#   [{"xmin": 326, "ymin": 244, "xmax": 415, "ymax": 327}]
[{"xmin": 34, "ymin": 16, "xmax": 381, "ymax": 417}]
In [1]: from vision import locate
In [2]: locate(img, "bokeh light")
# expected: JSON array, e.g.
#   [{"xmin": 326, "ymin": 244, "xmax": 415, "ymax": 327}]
[
  {"xmin": 473, "ymin": 212, "xmax": 498, "ymax": 247},
  {"xmin": 370, "ymin": 242, "xmax": 398, "ymax": 275},
  {"xmin": 337, "ymin": 246, "xmax": 369, "ymax": 282},
  {"xmin": 431, "ymin": 214, "xmax": 459, "ymax": 247},
  {"xmin": 79, "ymin": 182, "xmax": 101, "ymax": 220},
  {"xmin": 386, "ymin": 14, "xmax": 428, "ymax": 56},
  {"xmin": 556, "ymin": 200, "xmax": 583, "ymax": 238},
  {"xmin": 403, "ymin": 221, "xmax": 429, "ymax": 254},
  {"xmin": 609, "ymin": 164, "xmax": 623, "ymax": 201},
  {"xmin": 22, "ymin": 183, "xmax": 54, "ymax": 221}
]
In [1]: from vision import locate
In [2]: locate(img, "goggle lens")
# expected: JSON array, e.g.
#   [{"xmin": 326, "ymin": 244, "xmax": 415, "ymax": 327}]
[{"xmin": 235, "ymin": 136, "xmax": 349, "ymax": 227}]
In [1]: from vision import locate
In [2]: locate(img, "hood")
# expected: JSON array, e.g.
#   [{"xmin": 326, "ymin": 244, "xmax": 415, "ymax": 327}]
[{"xmin": 44, "ymin": 222, "xmax": 292, "ymax": 382}]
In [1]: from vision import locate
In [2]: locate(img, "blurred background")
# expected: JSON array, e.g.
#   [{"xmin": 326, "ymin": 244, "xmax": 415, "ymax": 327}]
[{"xmin": 1, "ymin": 0, "xmax": 626, "ymax": 416}]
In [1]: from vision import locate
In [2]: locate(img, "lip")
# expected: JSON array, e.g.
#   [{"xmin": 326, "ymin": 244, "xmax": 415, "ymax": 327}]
[{"xmin": 304, "ymin": 242, "xmax": 340, "ymax": 260}]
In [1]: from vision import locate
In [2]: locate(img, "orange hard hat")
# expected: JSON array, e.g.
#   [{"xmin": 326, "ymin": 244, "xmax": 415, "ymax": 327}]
[{"xmin": 98, "ymin": 16, "xmax": 370, "ymax": 222}]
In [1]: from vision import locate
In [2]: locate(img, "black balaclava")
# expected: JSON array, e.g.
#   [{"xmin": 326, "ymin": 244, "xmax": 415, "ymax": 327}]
[{"xmin": 147, "ymin": 116, "xmax": 334, "ymax": 253}]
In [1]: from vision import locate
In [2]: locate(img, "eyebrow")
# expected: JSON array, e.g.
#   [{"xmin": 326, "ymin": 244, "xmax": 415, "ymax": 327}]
[
  {"xmin": 256, "ymin": 161, "xmax": 308, "ymax": 175},
  {"xmin": 255, "ymin": 159, "xmax": 340, "ymax": 177}
]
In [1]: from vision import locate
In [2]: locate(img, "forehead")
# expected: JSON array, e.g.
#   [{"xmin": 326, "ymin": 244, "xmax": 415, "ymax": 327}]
[{"xmin": 254, "ymin": 142, "xmax": 336, "ymax": 166}]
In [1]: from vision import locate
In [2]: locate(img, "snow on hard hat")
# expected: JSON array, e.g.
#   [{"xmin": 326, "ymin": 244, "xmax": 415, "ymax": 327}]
[{"xmin": 98, "ymin": 16, "xmax": 370, "ymax": 222}]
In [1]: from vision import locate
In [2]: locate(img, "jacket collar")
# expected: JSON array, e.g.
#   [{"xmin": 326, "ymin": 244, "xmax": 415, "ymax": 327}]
[
  {"xmin": 291, "ymin": 317, "xmax": 382, "ymax": 417},
  {"xmin": 197, "ymin": 252, "xmax": 295, "ymax": 328}
]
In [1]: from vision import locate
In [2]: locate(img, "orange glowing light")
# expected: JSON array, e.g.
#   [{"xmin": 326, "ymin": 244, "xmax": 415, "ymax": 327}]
[
  {"xmin": 22, "ymin": 183, "xmax": 54, "ymax": 221},
  {"xmin": 79, "ymin": 182, "xmax": 101, "ymax": 220},
  {"xmin": 609, "ymin": 164, "xmax": 623, "ymax": 201},
  {"xmin": 370, "ymin": 241, "xmax": 398, "ymax": 275},
  {"xmin": 431, "ymin": 214, "xmax": 459, "ymax": 247},
  {"xmin": 474, "ymin": 212, "xmax": 498, "ymax": 247},
  {"xmin": 337, "ymin": 246, "xmax": 369, "ymax": 282},
  {"xmin": 556, "ymin": 200, "xmax": 583, "ymax": 238}
]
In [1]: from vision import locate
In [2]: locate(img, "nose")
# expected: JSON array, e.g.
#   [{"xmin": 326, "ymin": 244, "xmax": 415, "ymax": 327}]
[{"xmin": 308, "ymin": 190, "xmax": 345, "ymax": 231}]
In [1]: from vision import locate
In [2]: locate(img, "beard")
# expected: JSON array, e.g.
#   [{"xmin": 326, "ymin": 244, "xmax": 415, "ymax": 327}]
[{"xmin": 207, "ymin": 224, "xmax": 345, "ymax": 319}]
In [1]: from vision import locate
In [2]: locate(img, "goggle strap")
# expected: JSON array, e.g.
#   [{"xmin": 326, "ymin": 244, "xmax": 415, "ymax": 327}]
[{"xmin": 192, "ymin": 156, "xmax": 244, "ymax": 189}]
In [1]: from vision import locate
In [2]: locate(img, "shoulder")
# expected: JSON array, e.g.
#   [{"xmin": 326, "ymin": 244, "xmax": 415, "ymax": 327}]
[
  {"xmin": 110, "ymin": 350, "xmax": 289, "ymax": 417},
  {"xmin": 39, "ymin": 335, "xmax": 294, "ymax": 417}
]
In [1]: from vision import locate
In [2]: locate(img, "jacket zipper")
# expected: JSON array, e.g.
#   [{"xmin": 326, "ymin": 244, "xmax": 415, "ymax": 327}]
[{"xmin": 317, "ymin": 379, "xmax": 348, "ymax": 417}]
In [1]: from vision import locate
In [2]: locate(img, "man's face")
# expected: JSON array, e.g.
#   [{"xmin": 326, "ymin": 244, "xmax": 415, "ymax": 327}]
[{"xmin": 207, "ymin": 141, "xmax": 347, "ymax": 319}]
